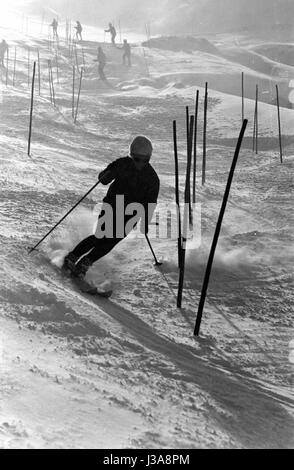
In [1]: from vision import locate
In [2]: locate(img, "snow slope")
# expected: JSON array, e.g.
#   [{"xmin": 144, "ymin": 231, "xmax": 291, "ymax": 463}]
[{"xmin": 0, "ymin": 21, "xmax": 293, "ymax": 449}]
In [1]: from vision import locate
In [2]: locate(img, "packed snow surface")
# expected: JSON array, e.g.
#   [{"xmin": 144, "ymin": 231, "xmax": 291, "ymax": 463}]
[{"xmin": 0, "ymin": 16, "xmax": 293, "ymax": 449}]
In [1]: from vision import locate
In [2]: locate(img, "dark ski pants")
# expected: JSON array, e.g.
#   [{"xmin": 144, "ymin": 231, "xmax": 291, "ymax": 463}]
[
  {"xmin": 71, "ymin": 234, "xmax": 124, "ymax": 265},
  {"xmin": 70, "ymin": 210, "xmax": 137, "ymax": 265}
]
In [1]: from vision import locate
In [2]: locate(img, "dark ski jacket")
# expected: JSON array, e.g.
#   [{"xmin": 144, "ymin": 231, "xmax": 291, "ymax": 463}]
[{"xmin": 99, "ymin": 156, "xmax": 160, "ymax": 227}]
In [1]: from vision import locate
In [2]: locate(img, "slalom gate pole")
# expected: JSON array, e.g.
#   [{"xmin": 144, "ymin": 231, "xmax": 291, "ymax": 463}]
[
  {"xmin": 241, "ymin": 72, "xmax": 244, "ymax": 122},
  {"xmin": 13, "ymin": 47, "xmax": 16, "ymax": 87},
  {"xmin": 186, "ymin": 106, "xmax": 192, "ymax": 225},
  {"xmin": 82, "ymin": 48, "xmax": 85, "ymax": 68},
  {"xmin": 55, "ymin": 51, "xmax": 59, "ymax": 84},
  {"xmin": 202, "ymin": 82, "xmax": 208, "ymax": 186},
  {"xmin": 27, "ymin": 62, "xmax": 36, "ymax": 157},
  {"xmin": 177, "ymin": 115, "xmax": 194, "ymax": 309},
  {"xmin": 252, "ymin": 98, "xmax": 256, "ymax": 151},
  {"xmin": 27, "ymin": 47, "xmax": 30, "ymax": 88},
  {"xmin": 193, "ymin": 89, "xmax": 199, "ymax": 204},
  {"xmin": 194, "ymin": 119, "xmax": 248, "ymax": 336},
  {"xmin": 74, "ymin": 68, "xmax": 83, "ymax": 123},
  {"xmin": 48, "ymin": 60, "xmax": 52, "ymax": 103},
  {"xmin": 72, "ymin": 65, "xmax": 75, "ymax": 118},
  {"xmin": 5, "ymin": 47, "xmax": 9, "ymax": 86},
  {"xmin": 276, "ymin": 85, "xmax": 283, "ymax": 164},
  {"xmin": 74, "ymin": 42, "xmax": 79, "ymax": 74},
  {"xmin": 255, "ymin": 85, "xmax": 258, "ymax": 154},
  {"xmin": 145, "ymin": 235, "xmax": 162, "ymax": 266},
  {"xmin": 37, "ymin": 50, "xmax": 41, "ymax": 95},
  {"xmin": 173, "ymin": 120, "xmax": 182, "ymax": 269},
  {"xmin": 29, "ymin": 181, "xmax": 101, "ymax": 254},
  {"xmin": 49, "ymin": 60, "xmax": 56, "ymax": 106}
]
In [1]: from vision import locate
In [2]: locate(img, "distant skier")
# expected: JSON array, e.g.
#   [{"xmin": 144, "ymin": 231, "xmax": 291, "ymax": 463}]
[
  {"xmin": 0, "ymin": 39, "xmax": 8, "ymax": 67},
  {"xmin": 75, "ymin": 21, "xmax": 83, "ymax": 41},
  {"xmin": 121, "ymin": 39, "xmax": 131, "ymax": 67},
  {"xmin": 62, "ymin": 136, "xmax": 160, "ymax": 280},
  {"xmin": 104, "ymin": 23, "xmax": 116, "ymax": 45},
  {"xmin": 96, "ymin": 46, "xmax": 107, "ymax": 81},
  {"xmin": 50, "ymin": 18, "xmax": 58, "ymax": 39}
]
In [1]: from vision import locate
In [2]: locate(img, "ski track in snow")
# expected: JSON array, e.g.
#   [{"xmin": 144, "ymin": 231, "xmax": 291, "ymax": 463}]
[{"xmin": 0, "ymin": 23, "xmax": 293, "ymax": 449}]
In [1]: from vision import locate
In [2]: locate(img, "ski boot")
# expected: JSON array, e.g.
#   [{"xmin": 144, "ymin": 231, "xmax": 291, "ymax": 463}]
[{"xmin": 62, "ymin": 252, "xmax": 79, "ymax": 274}]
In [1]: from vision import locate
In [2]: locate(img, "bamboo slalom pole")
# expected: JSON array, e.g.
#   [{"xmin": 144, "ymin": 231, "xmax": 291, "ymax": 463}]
[
  {"xmin": 48, "ymin": 60, "xmax": 52, "ymax": 103},
  {"xmin": 74, "ymin": 68, "xmax": 83, "ymax": 123},
  {"xmin": 256, "ymin": 85, "xmax": 258, "ymax": 154},
  {"xmin": 27, "ymin": 62, "xmax": 36, "ymax": 157},
  {"xmin": 253, "ymin": 85, "xmax": 258, "ymax": 153},
  {"xmin": 82, "ymin": 47, "xmax": 85, "ymax": 68},
  {"xmin": 241, "ymin": 72, "xmax": 244, "ymax": 122},
  {"xmin": 37, "ymin": 50, "xmax": 41, "ymax": 95},
  {"xmin": 186, "ymin": 106, "xmax": 193, "ymax": 225},
  {"xmin": 194, "ymin": 120, "xmax": 248, "ymax": 336},
  {"xmin": 49, "ymin": 61, "xmax": 56, "ymax": 106},
  {"xmin": 13, "ymin": 47, "xmax": 16, "ymax": 87},
  {"xmin": 202, "ymin": 82, "xmax": 208, "ymax": 186},
  {"xmin": 173, "ymin": 120, "xmax": 182, "ymax": 269},
  {"xmin": 177, "ymin": 115, "xmax": 194, "ymax": 308},
  {"xmin": 74, "ymin": 42, "xmax": 79, "ymax": 74},
  {"xmin": 5, "ymin": 47, "xmax": 9, "ymax": 86},
  {"xmin": 55, "ymin": 51, "xmax": 59, "ymax": 84},
  {"xmin": 193, "ymin": 89, "xmax": 199, "ymax": 204},
  {"xmin": 27, "ymin": 47, "xmax": 30, "ymax": 88},
  {"xmin": 276, "ymin": 85, "xmax": 283, "ymax": 164},
  {"xmin": 72, "ymin": 65, "xmax": 75, "ymax": 118}
]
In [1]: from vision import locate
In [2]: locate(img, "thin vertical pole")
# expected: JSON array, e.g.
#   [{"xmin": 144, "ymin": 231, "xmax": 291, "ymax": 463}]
[
  {"xmin": 50, "ymin": 61, "xmax": 55, "ymax": 106},
  {"xmin": 72, "ymin": 65, "xmax": 75, "ymax": 118},
  {"xmin": 119, "ymin": 19, "xmax": 122, "ymax": 44},
  {"xmin": 74, "ymin": 42, "xmax": 79, "ymax": 74},
  {"xmin": 253, "ymin": 98, "xmax": 256, "ymax": 152},
  {"xmin": 255, "ymin": 85, "xmax": 258, "ymax": 154},
  {"xmin": 5, "ymin": 47, "xmax": 9, "ymax": 86},
  {"xmin": 185, "ymin": 106, "xmax": 192, "ymax": 224},
  {"xmin": 37, "ymin": 50, "xmax": 41, "ymax": 95},
  {"xmin": 13, "ymin": 47, "xmax": 16, "ymax": 87},
  {"xmin": 241, "ymin": 72, "xmax": 244, "ymax": 122},
  {"xmin": 173, "ymin": 120, "xmax": 182, "ymax": 269},
  {"xmin": 193, "ymin": 89, "xmax": 199, "ymax": 204},
  {"xmin": 177, "ymin": 116, "xmax": 194, "ymax": 308},
  {"xmin": 55, "ymin": 50, "xmax": 59, "ymax": 84},
  {"xmin": 48, "ymin": 60, "xmax": 52, "ymax": 103},
  {"xmin": 276, "ymin": 85, "xmax": 283, "ymax": 164},
  {"xmin": 28, "ymin": 62, "xmax": 36, "ymax": 157},
  {"xmin": 82, "ymin": 47, "xmax": 85, "ymax": 68},
  {"xmin": 27, "ymin": 47, "xmax": 30, "ymax": 88},
  {"xmin": 202, "ymin": 82, "xmax": 208, "ymax": 186},
  {"xmin": 194, "ymin": 120, "xmax": 248, "ymax": 336},
  {"xmin": 74, "ymin": 69, "xmax": 83, "ymax": 123}
]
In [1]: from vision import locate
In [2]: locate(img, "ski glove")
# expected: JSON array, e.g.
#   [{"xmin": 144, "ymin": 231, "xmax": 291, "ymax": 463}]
[{"xmin": 99, "ymin": 170, "xmax": 113, "ymax": 185}]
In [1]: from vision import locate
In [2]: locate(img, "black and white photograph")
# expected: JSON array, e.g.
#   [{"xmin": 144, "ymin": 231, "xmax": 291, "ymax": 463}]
[{"xmin": 0, "ymin": 0, "xmax": 293, "ymax": 451}]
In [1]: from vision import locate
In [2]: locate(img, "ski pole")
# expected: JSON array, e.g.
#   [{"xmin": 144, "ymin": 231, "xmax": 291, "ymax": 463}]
[
  {"xmin": 29, "ymin": 181, "xmax": 101, "ymax": 254},
  {"xmin": 145, "ymin": 234, "xmax": 162, "ymax": 266}
]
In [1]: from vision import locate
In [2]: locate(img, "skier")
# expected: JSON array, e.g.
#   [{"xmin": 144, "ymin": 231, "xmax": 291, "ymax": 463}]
[
  {"xmin": 50, "ymin": 18, "xmax": 58, "ymax": 39},
  {"xmin": 0, "ymin": 39, "xmax": 8, "ymax": 67},
  {"xmin": 62, "ymin": 136, "xmax": 160, "ymax": 281},
  {"xmin": 96, "ymin": 46, "xmax": 107, "ymax": 81},
  {"xmin": 104, "ymin": 23, "xmax": 116, "ymax": 45},
  {"xmin": 121, "ymin": 39, "xmax": 131, "ymax": 67},
  {"xmin": 75, "ymin": 21, "xmax": 83, "ymax": 41}
]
